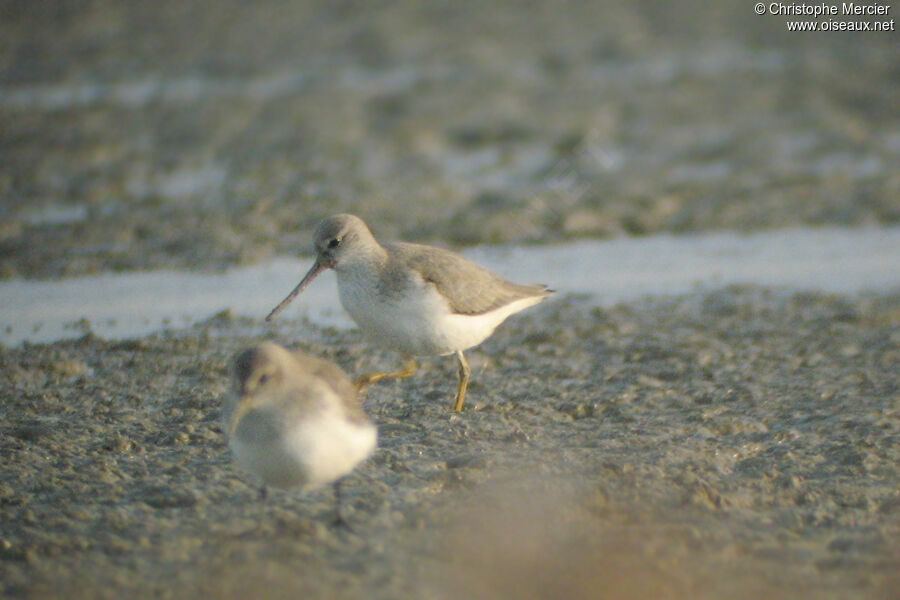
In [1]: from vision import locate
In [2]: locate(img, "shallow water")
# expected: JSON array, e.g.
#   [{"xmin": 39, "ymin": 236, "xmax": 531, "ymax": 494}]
[
  {"xmin": 3, "ymin": 2, "xmax": 897, "ymax": 281},
  {"xmin": 3, "ymin": 4, "xmax": 899, "ymax": 598},
  {"xmin": 3, "ymin": 226, "xmax": 898, "ymax": 347}
]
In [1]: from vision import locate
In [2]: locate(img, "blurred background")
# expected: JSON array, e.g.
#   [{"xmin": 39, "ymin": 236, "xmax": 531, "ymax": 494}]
[
  {"xmin": 1, "ymin": 4, "xmax": 899, "ymax": 598},
  {"xmin": 1, "ymin": 0, "xmax": 897, "ymax": 279}
]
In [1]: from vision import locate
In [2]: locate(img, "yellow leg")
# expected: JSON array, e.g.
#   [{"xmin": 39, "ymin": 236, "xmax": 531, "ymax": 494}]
[
  {"xmin": 354, "ymin": 358, "xmax": 418, "ymax": 395},
  {"xmin": 453, "ymin": 350, "xmax": 470, "ymax": 412}
]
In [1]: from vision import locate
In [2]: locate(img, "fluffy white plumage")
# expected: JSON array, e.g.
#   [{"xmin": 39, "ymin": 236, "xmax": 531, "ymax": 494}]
[{"xmin": 225, "ymin": 343, "xmax": 376, "ymax": 491}]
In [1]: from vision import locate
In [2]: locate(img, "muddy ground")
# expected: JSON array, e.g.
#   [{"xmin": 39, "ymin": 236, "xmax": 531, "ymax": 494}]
[
  {"xmin": 1, "ymin": 288, "xmax": 898, "ymax": 599},
  {"xmin": 1, "ymin": 1, "xmax": 898, "ymax": 278},
  {"xmin": 1, "ymin": 1, "xmax": 899, "ymax": 598}
]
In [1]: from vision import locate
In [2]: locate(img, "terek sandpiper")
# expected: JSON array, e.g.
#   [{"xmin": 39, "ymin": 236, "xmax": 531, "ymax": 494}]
[{"xmin": 265, "ymin": 214, "xmax": 552, "ymax": 411}]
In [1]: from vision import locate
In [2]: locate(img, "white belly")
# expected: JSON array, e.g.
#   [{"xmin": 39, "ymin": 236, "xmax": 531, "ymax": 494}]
[
  {"xmin": 230, "ymin": 408, "xmax": 376, "ymax": 491},
  {"xmin": 288, "ymin": 416, "xmax": 376, "ymax": 489},
  {"xmin": 336, "ymin": 271, "xmax": 542, "ymax": 356}
]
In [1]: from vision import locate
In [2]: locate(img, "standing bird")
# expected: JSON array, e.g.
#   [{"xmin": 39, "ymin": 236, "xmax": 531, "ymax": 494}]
[
  {"xmin": 265, "ymin": 214, "xmax": 553, "ymax": 411},
  {"xmin": 224, "ymin": 342, "xmax": 376, "ymax": 519}
]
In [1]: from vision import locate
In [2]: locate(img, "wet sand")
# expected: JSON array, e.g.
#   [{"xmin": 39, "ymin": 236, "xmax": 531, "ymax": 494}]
[
  {"xmin": 4, "ymin": 226, "xmax": 899, "ymax": 347},
  {"xmin": 2, "ymin": 1, "xmax": 899, "ymax": 598},
  {"xmin": 1, "ymin": 1, "xmax": 898, "ymax": 279},
  {"xmin": 2, "ymin": 289, "xmax": 898, "ymax": 598}
]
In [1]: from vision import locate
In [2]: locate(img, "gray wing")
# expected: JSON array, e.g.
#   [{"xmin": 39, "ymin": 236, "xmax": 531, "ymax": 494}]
[
  {"xmin": 291, "ymin": 351, "xmax": 370, "ymax": 424},
  {"xmin": 291, "ymin": 351, "xmax": 354, "ymax": 399},
  {"xmin": 386, "ymin": 242, "xmax": 551, "ymax": 315}
]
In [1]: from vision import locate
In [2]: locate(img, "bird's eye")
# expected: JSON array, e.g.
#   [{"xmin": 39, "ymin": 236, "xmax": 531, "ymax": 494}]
[
  {"xmin": 256, "ymin": 373, "xmax": 270, "ymax": 387},
  {"xmin": 328, "ymin": 237, "xmax": 341, "ymax": 249}
]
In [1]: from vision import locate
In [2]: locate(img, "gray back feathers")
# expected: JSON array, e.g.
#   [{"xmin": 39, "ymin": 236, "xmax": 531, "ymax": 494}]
[{"xmin": 386, "ymin": 242, "xmax": 552, "ymax": 315}]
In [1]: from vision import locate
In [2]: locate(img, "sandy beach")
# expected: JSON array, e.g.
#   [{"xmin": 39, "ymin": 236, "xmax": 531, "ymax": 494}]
[
  {"xmin": 2, "ymin": 289, "xmax": 898, "ymax": 598},
  {"xmin": 1, "ymin": 2, "xmax": 898, "ymax": 598}
]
